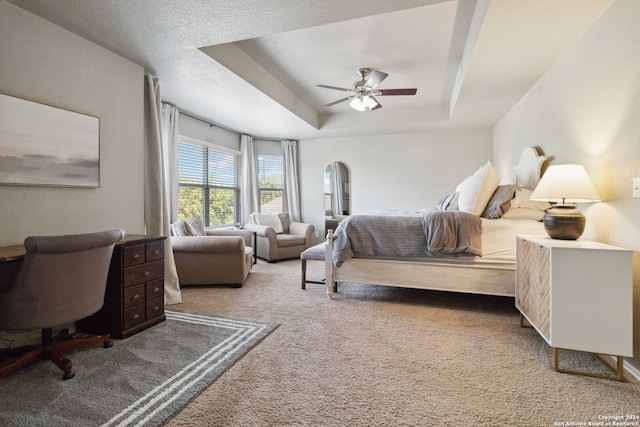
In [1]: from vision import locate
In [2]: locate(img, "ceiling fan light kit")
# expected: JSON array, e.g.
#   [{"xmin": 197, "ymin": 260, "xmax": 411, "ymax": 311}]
[
  {"xmin": 317, "ymin": 68, "xmax": 417, "ymax": 112},
  {"xmin": 349, "ymin": 95, "xmax": 379, "ymax": 111}
]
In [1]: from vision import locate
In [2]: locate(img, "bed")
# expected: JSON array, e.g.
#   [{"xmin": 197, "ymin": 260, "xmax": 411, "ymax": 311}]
[{"xmin": 324, "ymin": 146, "xmax": 549, "ymax": 298}]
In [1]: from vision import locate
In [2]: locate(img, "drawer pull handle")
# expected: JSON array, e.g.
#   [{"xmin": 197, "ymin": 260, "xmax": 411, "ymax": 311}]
[
  {"xmin": 153, "ymin": 287, "xmax": 160, "ymax": 293},
  {"xmin": 132, "ymin": 314, "xmax": 140, "ymax": 320},
  {"xmin": 132, "ymin": 254, "xmax": 140, "ymax": 259},
  {"xmin": 143, "ymin": 271, "xmax": 150, "ymax": 277},
  {"xmin": 153, "ymin": 306, "xmax": 160, "ymax": 312},
  {"xmin": 132, "ymin": 294, "xmax": 140, "ymax": 300},
  {"xmin": 153, "ymin": 250, "xmax": 160, "ymax": 255}
]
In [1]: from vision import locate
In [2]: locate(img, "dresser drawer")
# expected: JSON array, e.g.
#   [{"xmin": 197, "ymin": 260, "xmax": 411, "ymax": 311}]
[
  {"xmin": 123, "ymin": 304, "xmax": 146, "ymax": 330},
  {"xmin": 123, "ymin": 244, "xmax": 146, "ymax": 267},
  {"xmin": 146, "ymin": 296, "xmax": 164, "ymax": 320},
  {"xmin": 123, "ymin": 284, "xmax": 145, "ymax": 309},
  {"xmin": 123, "ymin": 260, "xmax": 164, "ymax": 287},
  {"xmin": 146, "ymin": 279, "xmax": 164, "ymax": 301},
  {"xmin": 146, "ymin": 241, "xmax": 164, "ymax": 262}
]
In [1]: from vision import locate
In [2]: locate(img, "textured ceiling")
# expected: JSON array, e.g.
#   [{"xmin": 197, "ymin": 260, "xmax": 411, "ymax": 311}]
[{"xmin": 7, "ymin": 0, "xmax": 614, "ymax": 140}]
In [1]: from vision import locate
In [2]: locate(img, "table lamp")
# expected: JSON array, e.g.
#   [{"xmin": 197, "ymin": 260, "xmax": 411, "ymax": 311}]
[{"xmin": 530, "ymin": 164, "xmax": 601, "ymax": 240}]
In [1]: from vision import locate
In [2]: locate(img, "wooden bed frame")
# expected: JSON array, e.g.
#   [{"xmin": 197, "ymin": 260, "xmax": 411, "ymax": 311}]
[{"xmin": 324, "ymin": 146, "xmax": 547, "ymax": 299}]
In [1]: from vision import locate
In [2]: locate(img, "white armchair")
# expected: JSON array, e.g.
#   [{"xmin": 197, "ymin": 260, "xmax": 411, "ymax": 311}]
[
  {"xmin": 170, "ymin": 218, "xmax": 253, "ymax": 287},
  {"xmin": 243, "ymin": 213, "xmax": 314, "ymax": 262}
]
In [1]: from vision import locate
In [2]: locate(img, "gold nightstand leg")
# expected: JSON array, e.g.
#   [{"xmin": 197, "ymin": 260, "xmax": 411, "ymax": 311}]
[
  {"xmin": 519, "ymin": 313, "xmax": 533, "ymax": 329},
  {"xmin": 553, "ymin": 348, "xmax": 626, "ymax": 382}
]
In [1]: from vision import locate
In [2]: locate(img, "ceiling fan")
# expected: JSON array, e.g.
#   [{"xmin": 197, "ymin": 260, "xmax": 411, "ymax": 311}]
[{"xmin": 316, "ymin": 68, "xmax": 417, "ymax": 111}]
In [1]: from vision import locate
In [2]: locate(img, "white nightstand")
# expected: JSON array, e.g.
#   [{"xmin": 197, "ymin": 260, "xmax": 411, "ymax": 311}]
[{"xmin": 515, "ymin": 235, "xmax": 633, "ymax": 381}]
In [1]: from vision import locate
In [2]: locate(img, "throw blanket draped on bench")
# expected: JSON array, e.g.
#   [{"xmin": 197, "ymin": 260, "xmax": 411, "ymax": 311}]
[{"xmin": 332, "ymin": 209, "xmax": 482, "ymax": 267}]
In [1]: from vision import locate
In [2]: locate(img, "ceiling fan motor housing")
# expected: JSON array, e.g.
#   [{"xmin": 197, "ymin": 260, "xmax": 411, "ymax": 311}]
[{"xmin": 352, "ymin": 68, "xmax": 372, "ymax": 93}]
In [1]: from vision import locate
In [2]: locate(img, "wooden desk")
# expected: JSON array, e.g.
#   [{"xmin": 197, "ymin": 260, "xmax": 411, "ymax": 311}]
[
  {"xmin": 0, "ymin": 245, "xmax": 25, "ymax": 293},
  {"xmin": 0, "ymin": 245, "xmax": 26, "ymax": 261},
  {"xmin": 0, "ymin": 235, "xmax": 166, "ymax": 339}
]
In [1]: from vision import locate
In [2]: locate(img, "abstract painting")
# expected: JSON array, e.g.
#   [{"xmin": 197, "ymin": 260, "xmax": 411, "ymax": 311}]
[{"xmin": 0, "ymin": 93, "xmax": 100, "ymax": 188}]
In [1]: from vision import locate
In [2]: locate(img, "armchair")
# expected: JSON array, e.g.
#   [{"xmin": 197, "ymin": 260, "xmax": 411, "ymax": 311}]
[
  {"xmin": 324, "ymin": 209, "xmax": 349, "ymax": 233},
  {"xmin": 243, "ymin": 213, "xmax": 314, "ymax": 262},
  {"xmin": 171, "ymin": 218, "xmax": 253, "ymax": 287}
]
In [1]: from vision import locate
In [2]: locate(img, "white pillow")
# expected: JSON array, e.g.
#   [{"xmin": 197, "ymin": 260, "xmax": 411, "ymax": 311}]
[
  {"xmin": 511, "ymin": 188, "xmax": 551, "ymax": 211},
  {"xmin": 502, "ymin": 207, "xmax": 545, "ymax": 221},
  {"xmin": 254, "ymin": 213, "xmax": 285, "ymax": 233},
  {"xmin": 171, "ymin": 221, "xmax": 189, "ymax": 236},
  {"xmin": 437, "ymin": 192, "xmax": 459, "ymax": 210},
  {"xmin": 184, "ymin": 217, "xmax": 206, "ymax": 236},
  {"xmin": 455, "ymin": 162, "xmax": 500, "ymax": 216}
]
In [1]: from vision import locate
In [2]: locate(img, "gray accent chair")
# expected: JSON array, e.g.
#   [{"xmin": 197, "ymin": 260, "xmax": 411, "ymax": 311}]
[
  {"xmin": 171, "ymin": 218, "xmax": 253, "ymax": 287},
  {"xmin": 0, "ymin": 229, "xmax": 125, "ymax": 380},
  {"xmin": 243, "ymin": 213, "xmax": 314, "ymax": 262}
]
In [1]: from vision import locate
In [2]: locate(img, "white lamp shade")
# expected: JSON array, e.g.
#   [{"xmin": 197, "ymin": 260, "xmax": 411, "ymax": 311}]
[
  {"xmin": 349, "ymin": 95, "xmax": 379, "ymax": 111},
  {"xmin": 349, "ymin": 97, "xmax": 365, "ymax": 111},
  {"xmin": 530, "ymin": 164, "xmax": 601, "ymax": 203},
  {"xmin": 362, "ymin": 95, "xmax": 377, "ymax": 109}
]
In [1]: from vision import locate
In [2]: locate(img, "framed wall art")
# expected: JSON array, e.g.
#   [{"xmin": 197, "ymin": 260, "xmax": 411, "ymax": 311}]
[{"xmin": 0, "ymin": 93, "xmax": 100, "ymax": 188}]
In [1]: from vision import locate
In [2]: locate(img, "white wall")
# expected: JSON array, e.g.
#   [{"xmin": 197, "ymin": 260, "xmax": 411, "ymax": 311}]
[
  {"xmin": 493, "ymin": 0, "xmax": 640, "ymax": 370},
  {"xmin": 0, "ymin": 1, "xmax": 145, "ymax": 246},
  {"xmin": 299, "ymin": 129, "xmax": 493, "ymax": 243}
]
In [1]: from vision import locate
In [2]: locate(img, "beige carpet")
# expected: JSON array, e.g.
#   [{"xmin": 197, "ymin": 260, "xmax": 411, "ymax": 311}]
[{"xmin": 165, "ymin": 259, "xmax": 640, "ymax": 427}]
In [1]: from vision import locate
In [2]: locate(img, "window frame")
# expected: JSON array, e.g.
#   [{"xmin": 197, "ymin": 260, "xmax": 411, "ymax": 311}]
[
  {"xmin": 177, "ymin": 135, "xmax": 241, "ymax": 228},
  {"xmin": 257, "ymin": 154, "xmax": 284, "ymax": 214}
]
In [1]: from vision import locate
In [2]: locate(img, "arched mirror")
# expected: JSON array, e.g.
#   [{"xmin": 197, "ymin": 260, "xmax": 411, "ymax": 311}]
[{"xmin": 324, "ymin": 161, "xmax": 350, "ymax": 233}]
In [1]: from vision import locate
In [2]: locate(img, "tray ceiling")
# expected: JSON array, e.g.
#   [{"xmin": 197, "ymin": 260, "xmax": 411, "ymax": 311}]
[{"xmin": 7, "ymin": 0, "xmax": 614, "ymax": 140}]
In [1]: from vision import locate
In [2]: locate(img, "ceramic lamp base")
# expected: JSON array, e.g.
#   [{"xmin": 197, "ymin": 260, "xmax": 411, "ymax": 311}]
[{"xmin": 542, "ymin": 204, "xmax": 586, "ymax": 240}]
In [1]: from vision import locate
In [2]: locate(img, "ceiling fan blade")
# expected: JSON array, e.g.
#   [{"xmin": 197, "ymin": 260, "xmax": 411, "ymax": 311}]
[
  {"xmin": 325, "ymin": 96, "xmax": 351, "ymax": 107},
  {"xmin": 377, "ymin": 88, "xmax": 417, "ymax": 96},
  {"xmin": 316, "ymin": 84, "xmax": 351, "ymax": 92},
  {"xmin": 370, "ymin": 97, "xmax": 382, "ymax": 110},
  {"xmin": 365, "ymin": 70, "xmax": 388, "ymax": 89}
]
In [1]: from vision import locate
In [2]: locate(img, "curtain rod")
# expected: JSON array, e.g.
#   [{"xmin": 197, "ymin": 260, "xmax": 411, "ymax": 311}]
[
  {"xmin": 179, "ymin": 111, "xmax": 283, "ymax": 143},
  {"xmin": 179, "ymin": 111, "xmax": 238, "ymax": 135}
]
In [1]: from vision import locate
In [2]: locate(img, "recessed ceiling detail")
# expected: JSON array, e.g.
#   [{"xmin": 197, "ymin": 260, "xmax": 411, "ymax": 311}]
[
  {"xmin": 7, "ymin": 0, "xmax": 616, "ymax": 139},
  {"xmin": 199, "ymin": 1, "xmax": 480, "ymax": 130}
]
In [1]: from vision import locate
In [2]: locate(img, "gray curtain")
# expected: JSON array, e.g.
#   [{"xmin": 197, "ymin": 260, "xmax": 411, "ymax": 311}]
[
  {"xmin": 281, "ymin": 140, "xmax": 301, "ymax": 222},
  {"xmin": 161, "ymin": 103, "xmax": 180, "ymax": 223},
  {"xmin": 144, "ymin": 74, "xmax": 181, "ymax": 305},
  {"xmin": 240, "ymin": 134, "xmax": 259, "ymax": 225}
]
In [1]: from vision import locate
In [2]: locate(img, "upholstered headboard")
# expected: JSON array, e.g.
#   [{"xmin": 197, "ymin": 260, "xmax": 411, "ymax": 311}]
[{"xmin": 513, "ymin": 146, "xmax": 547, "ymax": 190}]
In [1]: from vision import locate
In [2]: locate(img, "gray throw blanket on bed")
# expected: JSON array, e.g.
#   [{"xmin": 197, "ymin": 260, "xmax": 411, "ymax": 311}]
[
  {"xmin": 332, "ymin": 209, "xmax": 482, "ymax": 267},
  {"xmin": 421, "ymin": 208, "xmax": 482, "ymax": 255}
]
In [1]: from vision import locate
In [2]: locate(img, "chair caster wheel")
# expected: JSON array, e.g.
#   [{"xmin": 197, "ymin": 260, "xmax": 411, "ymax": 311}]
[
  {"xmin": 104, "ymin": 341, "xmax": 113, "ymax": 348},
  {"xmin": 63, "ymin": 370, "xmax": 75, "ymax": 380}
]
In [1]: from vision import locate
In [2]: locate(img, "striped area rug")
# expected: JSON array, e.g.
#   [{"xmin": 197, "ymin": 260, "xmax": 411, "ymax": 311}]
[{"xmin": 0, "ymin": 309, "xmax": 278, "ymax": 427}]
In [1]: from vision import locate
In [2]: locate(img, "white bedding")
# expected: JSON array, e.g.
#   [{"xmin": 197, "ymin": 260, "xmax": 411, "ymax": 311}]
[
  {"xmin": 331, "ymin": 211, "xmax": 545, "ymax": 269},
  {"xmin": 340, "ymin": 217, "xmax": 545, "ymax": 268},
  {"xmin": 480, "ymin": 218, "xmax": 546, "ymax": 263}
]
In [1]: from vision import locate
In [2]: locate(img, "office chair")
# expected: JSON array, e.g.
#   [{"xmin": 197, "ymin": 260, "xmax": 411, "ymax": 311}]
[{"xmin": 0, "ymin": 229, "xmax": 125, "ymax": 380}]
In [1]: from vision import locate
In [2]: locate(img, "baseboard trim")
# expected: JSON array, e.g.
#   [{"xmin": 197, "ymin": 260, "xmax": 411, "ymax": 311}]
[
  {"xmin": 623, "ymin": 358, "xmax": 640, "ymax": 382},
  {"xmin": 607, "ymin": 356, "xmax": 640, "ymax": 382}
]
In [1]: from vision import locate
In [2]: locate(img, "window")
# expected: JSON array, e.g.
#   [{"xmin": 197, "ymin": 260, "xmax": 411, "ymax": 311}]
[
  {"xmin": 177, "ymin": 138, "xmax": 240, "ymax": 227},
  {"xmin": 258, "ymin": 155, "xmax": 283, "ymax": 214}
]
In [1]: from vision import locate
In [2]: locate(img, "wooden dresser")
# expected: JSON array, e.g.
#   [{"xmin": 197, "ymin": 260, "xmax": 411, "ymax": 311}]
[{"xmin": 79, "ymin": 234, "xmax": 166, "ymax": 338}]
